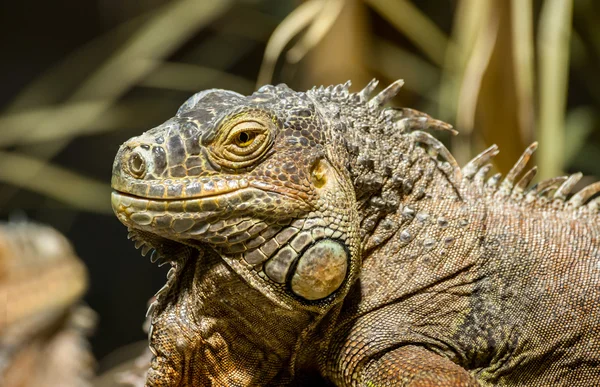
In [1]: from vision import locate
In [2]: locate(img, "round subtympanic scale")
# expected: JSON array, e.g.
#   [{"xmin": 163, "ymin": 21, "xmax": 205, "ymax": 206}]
[{"xmin": 290, "ymin": 239, "xmax": 348, "ymax": 300}]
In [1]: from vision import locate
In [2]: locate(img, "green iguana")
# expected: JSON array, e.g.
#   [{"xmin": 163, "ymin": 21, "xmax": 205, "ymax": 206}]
[
  {"xmin": 110, "ymin": 80, "xmax": 600, "ymax": 386},
  {"xmin": 0, "ymin": 221, "xmax": 95, "ymax": 386}
]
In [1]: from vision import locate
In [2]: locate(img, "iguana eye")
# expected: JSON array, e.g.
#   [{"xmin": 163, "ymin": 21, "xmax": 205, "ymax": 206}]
[
  {"xmin": 225, "ymin": 121, "xmax": 267, "ymax": 156},
  {"xmin": 210, "ymin": 117, "xmax": 273, "ymax": 169}
]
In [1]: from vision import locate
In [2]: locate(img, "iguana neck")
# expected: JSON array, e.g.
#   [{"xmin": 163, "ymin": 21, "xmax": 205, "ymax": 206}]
[{"xmin": 146, "ymin": 247, "xmax": 319, "ymax": 386}]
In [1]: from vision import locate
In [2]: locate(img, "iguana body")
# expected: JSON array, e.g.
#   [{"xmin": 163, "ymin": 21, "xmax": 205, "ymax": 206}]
[
  {"xmin": 111, "ymin": 80, "xmax": 600, "ymax": 386},
  {"xmin": 0, "ymin": 221, "xmax": 95, "ymax": 386}
]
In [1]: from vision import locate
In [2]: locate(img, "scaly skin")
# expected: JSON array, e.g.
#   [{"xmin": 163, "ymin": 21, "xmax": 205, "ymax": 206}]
[
  {"xmin": 0, "ymin": 222, "xmax": 95, "ymax": 387},
  {"xmin": 111, "ymin": 80, "xmax": 600, "ymax": 386}
]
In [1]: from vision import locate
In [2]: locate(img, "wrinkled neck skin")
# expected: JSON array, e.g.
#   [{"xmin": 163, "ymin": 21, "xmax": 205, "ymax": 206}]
[{"xmin": 146, "ymin": 246, "xmax": 321, "ymax": 387}]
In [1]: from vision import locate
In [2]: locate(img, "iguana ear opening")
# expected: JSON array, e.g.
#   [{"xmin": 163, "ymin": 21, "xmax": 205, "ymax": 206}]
[{"xmin": 311, "ymin": 158, "xmax": 329, "ymax": 188}]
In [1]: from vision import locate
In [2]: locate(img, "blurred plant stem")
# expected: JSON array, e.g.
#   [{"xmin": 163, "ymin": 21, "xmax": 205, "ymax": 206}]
[
  {"xmin": 365, "ymin": 0, "xmax": 448, "ymax": 67},
  {"xmin": 286, "ymin": 0, "xmax": 345, "ymax": 65},
  {"xmin": 538, "ymin": 0, "xmax": 573, "ymax": 179},
  {"xmin": 373, "ymin": 39, "xmax": 439, "ymax": 101},
  {"xmin": 303, "ymin": 0, "xmax": 369, "ymax": 89},
  {"xmin": 439, "ymin": 0, "xmax": 488, "ymax": 164},
  {"xmin": 476, "ymin": 1, "xmax": 527, "ymax": 173},
  {"xmin": 257, "ymin": 0, "xmax": 324, "ymax": 86},
  {"xmin": 0, "ymin": 151, "xmax": 112, "ymax": 213},
  {"xmin": 455, "ymin": 1, "xmax": 500, "ymax": 167},
  {"xmin": 442, "ymin": 0, "xmax": 545, "ymax": 173},
  {"xmin": 511, "ymin": 0, "xmax": 536, "ymax": 143}
]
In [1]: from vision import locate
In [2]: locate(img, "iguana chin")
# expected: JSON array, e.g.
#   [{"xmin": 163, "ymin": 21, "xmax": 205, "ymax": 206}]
[{"xmin": 111, "ymin": 79, "xmax": 600, "ymax": 386}]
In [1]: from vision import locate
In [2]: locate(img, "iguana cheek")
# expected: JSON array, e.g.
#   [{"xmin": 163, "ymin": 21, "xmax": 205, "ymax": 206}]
[{"xmin": 290, "ymin": 239, "xmax": 348, "ymax": 300}]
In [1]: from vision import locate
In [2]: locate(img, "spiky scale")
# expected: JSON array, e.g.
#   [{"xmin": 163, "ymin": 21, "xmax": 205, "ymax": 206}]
[
  {"xmin": 393, "ymin": 108, "xmax": 457, "ymax": 135},
  {"xmin": 569, "ymin": 181, "xmax": 600, "ymax": 207},
  {"xmin": 150, "ymin": 249, "xmax": 160, "ymax": 263},
  {"xmin": 499, "ymin": 142, "xmax": 538, "ymax": 195},
  {"xmin": 554, "ymin": 173, "xmax": 583, "ymax": 201},
  {"xmin": 410, "ymin": 130, "xmax": 461, "ymax": 184},
  {"xmin": 589, "ymin": 197, "xmax": 600, "ymax": 212},
  {"xmin": 146, "ymin": 301, "xmax": 157, "ymax": 318},
  {"xmin": 148, "ymin": 322, "xmax": 154, "ymax": 341},
  {"xmin": 463, "ymin": 145, "xmax": 500, "ymax": 179},
  {"xmin": 368, "ymin": 79, "xmax": 404, "ymax": 108},
  {"xmin": 527, "ymin": 176, "xmax": 569, "ymax": 198},
  {"xmin": 513, "ymin": 167, "xmax": 538, "ymax": 194},
  {"xmin": 359, "ymin": 78, "xmax": 379, "ymax": 101},
  {"xmin": 474, "ymin": 164, "xmax": 493, "ymax": 187},
  {"xmin": 154, "ymin": 283, "xmax": 169, "ymax": 298},
  {"xmin": 141, "ymin": 244, "xmax": 152, "ymax": 257},
  {"xmin": 487, "ymin": 173, "xmax": 502, "ymax": 189}
]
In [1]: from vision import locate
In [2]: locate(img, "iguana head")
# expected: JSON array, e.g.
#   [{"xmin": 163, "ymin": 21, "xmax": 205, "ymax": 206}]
[{"xmin": 112, "ymin": 84, "xmax": 362, "ymax": 306}]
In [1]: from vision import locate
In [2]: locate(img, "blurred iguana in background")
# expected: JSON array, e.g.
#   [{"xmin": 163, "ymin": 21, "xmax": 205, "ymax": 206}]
[
  {"xmin": 110, "ymin": 79, "xmax": 600, "ymax": 386},
  {"xmin": 0, "ymin": 222, "xmax": 95, "ymax": 386}
]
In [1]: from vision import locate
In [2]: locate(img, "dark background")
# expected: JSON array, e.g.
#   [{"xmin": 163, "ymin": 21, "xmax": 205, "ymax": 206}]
[{"xmin": 0, "ymin": 0, "xmax": 598, "ymax": 365}]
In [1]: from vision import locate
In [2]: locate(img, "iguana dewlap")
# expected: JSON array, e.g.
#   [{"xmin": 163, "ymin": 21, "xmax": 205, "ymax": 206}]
[{"xmin": 111, "ymin": 80, "xmax": 600, "ymax": 386}]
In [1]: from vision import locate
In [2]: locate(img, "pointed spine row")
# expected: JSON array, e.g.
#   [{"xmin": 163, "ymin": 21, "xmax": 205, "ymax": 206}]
[
  {"xmin": 313, "ymin": 79, "xmax": 599, "ymax": 213},
  {"xmin": 462, "ymin": 143, "xmax": 600, "ymax": 212},
  {"xmin": 313, "ymin": 78, "xmax": 455, "ymax": 133},
  {"xmin": 410, "ymin": 130, "xmax": 461, "ymax": 186}
]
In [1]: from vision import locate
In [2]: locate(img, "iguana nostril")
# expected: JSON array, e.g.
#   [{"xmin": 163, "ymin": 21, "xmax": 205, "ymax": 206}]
[{"xmin": 127, "ymin": 151, "xmax": 146, "ymax": 178}]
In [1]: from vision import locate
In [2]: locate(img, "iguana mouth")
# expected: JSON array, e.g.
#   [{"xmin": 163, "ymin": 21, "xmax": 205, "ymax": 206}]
[
  {"xmin": 111, "ymin": 173, "xmax": 311, "ymax": 203},
  {"xmin": 111, "ymin": 175, "xmax": 249, "ymax": 201}
]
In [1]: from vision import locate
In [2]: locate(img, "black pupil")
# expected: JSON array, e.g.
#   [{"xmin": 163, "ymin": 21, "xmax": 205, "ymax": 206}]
[{"xmin": 238, "ymin": 132, "xmax": 250, "ymax": 143}]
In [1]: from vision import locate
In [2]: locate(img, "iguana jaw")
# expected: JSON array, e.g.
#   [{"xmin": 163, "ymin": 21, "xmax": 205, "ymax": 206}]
[
  {"xmin": 111, "ymin": 188, "xmax": 309, "ymax": 244},
  {"xmin": 111, "ymin": 179, "xmax": 355, "ymax": 309}
]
